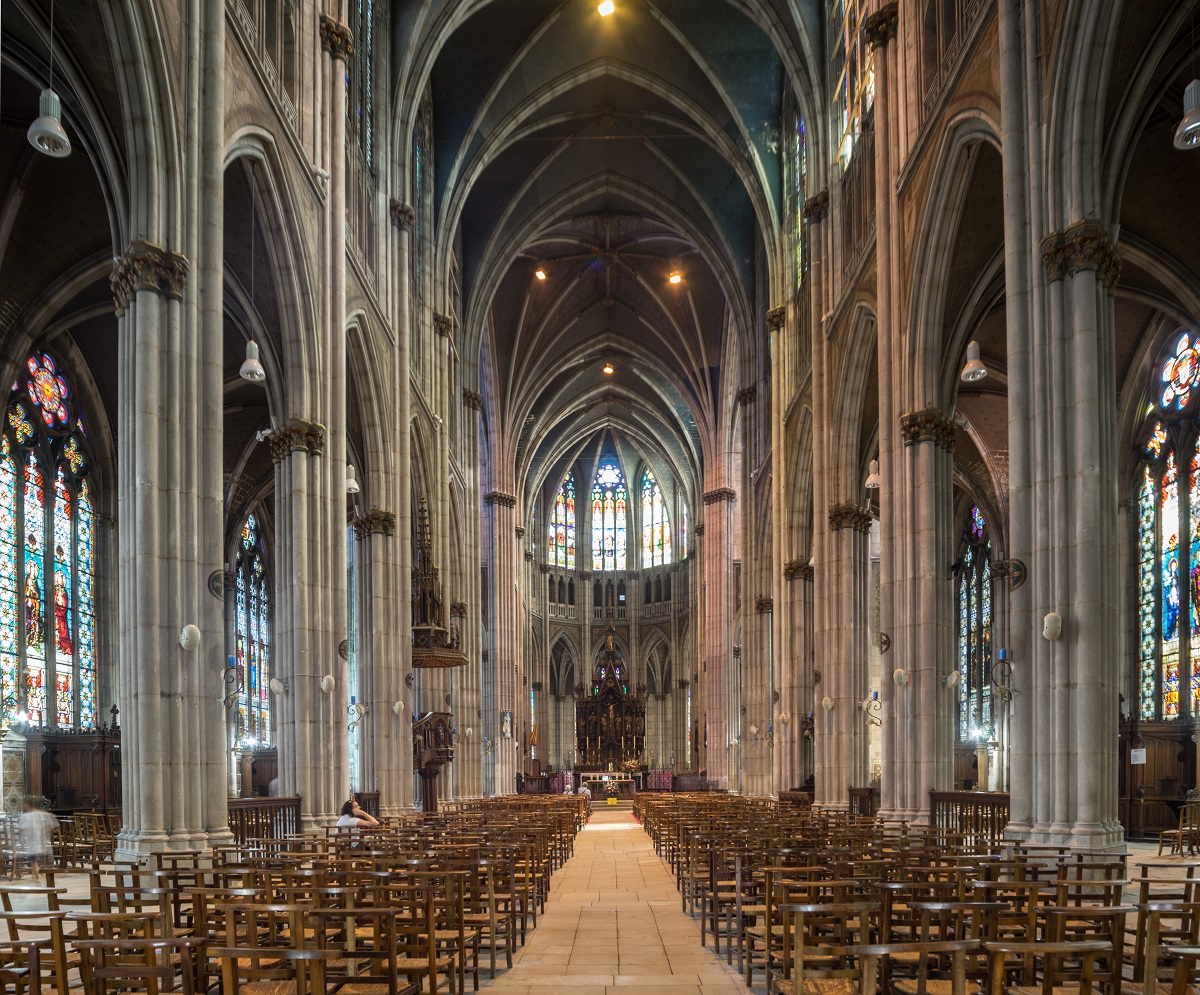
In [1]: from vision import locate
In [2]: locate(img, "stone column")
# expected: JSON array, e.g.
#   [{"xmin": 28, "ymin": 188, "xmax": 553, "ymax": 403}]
[
  {"xmin": 270, "ymin": 420, "xmax": 346, "ymax": 827},
  {"xmin": 702, "ymin": 488, "xmax": 735, "ymax": 786},
  {"xmin": 352, "ymin": 509, "xmax": 406, "ymax": 809},
  {"xmin": 891, "ymin": 409, "xmax": 956, "ymax": 821},
  {"xmin": 457, "ymin": 387, "xmax": 484, "ymax": 799},
  {"xmin": 114, "ymin": 237, "xmax": 230, "ymax": 856},
  {"xmin": 485, "ymin": 491, "xmax": 519, "ymax": 793}
]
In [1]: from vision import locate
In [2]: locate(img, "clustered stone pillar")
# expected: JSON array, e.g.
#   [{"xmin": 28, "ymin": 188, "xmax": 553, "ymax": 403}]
[
  {"xmin": 485, "ymin": 491, "xmax": 519, "ymax": 793},
  {"xmin": 701, "ymin": 487, "xmax": 736, "ymax": 786},
  {"xmin": 456, "ymin": 387, "xmax": 484, "ymax": 799},
  {"xmin": 816, "ymin": 504, "xmax": 872, "ymax": 808}
]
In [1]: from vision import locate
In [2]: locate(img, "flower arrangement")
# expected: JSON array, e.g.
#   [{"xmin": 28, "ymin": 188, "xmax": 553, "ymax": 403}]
[
  {"xmin": 621, "ymin": 758, "xmax": 640, "ymax": 774},
  {"xmin": 605, "ymin": 780, "xmax": 619, "ymax": 797}
]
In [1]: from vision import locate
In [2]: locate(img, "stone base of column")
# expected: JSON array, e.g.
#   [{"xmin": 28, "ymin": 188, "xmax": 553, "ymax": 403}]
[
  {"xmin": 1003, "ymin": 822, "xmax": 1126, "ymax": 851},
  {"xmin": 116, "ymin": 829, "xmax": 213, "ymax": 862}
]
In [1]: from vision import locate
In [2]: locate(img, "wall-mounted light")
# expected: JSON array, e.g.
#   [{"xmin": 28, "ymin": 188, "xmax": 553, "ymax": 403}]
[
  {"xmin": 1043, "ymin": 612, "xmax": 1063, "ymax": 641},
  {"xmin": 346, "ymin": 464, "xmax": 360, "ymax": 494},
  {"xmin": 240, "ymin": 341, "xmax": 266, "ymax": 383},
  {"xmin": 320, "ymin": 675, "xmax": 335, "ymax": 693},
  {"xmin": 960, "ymin": 340, "xmax": 988, "ymax": 382},
  {"xmin": 865, "ymin": 459, "xmax": 881, "ymax": 490},
  {"xmin": 179, "ymin": 624, "xmax": 201, "ymax": 652},
  {"xmin": 748, "ymin": 724, "xmax": 759, "ymax": 739},
  {"xmin": 821, "ymin": 696, "xmax": 834, "ymax": 712},
  {"xmin": 269, "ymin": 678, "xmax": 289, "ymax": 694},
  {"xmin": 944, "ymin": 671, "xmax": 960, "ymax": 688},
  {"xmin": 392, "ymin": 700, "xmax": 405, "ymax": 716},
  {"xmin": 777, "ymin": 712, "xmax": 789, "ymax": 725},
  {"xmin": 893, "ymin": 668, "xmax": 909, "ymax": 687}
]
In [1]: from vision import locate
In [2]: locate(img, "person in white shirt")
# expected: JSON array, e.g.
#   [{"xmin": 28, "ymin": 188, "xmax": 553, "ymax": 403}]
[
  {"xmin": 18, "ymin": 797, "xmax": 58, "ymax": 878},
  {"xmin": 578, "ymin": 781, "xmax": 592, "ymax": 816},
  {"xmin": 336, "ymin": 799, "xmax": 379, "ymax": 828}
]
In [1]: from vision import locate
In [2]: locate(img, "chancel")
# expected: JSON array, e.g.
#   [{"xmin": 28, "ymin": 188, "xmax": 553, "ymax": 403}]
[{"xmin": 0, "ymin": 0, "xmax": 1195, "ymax": 864}]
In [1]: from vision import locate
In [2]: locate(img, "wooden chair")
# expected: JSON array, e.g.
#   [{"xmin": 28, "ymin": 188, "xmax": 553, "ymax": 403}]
[
  {"xmin": 983, "ymin": 939, "xmax": 1111, "ymax": 995},
  {"xmin": 304, "ymin": 906, "xmax": 420, "ymax": 995},
  {"xmin": 0, "ymin": 939, "xmax": 46, "ymax": 995},
  {"xmin": 771, "ymin": 901, "xmax": 876, "ymax": 995},
  {"xmin": 212, "ymin": 945, "xmax": 336, "ymax": 995},
  {"xmin": 1160, "ymin": 803, "xmax": 1200, "ymax": 857},
  {"xmin": 0, "ymin": 912, "xmax": 74, "ymax": 995},
  {"xmin": 850, "ymin": 939, "xmax": 982, "ymax": 995},
  {"xmin": 73, "ymin": 937, "xmax": 206, "ymax": 995}
]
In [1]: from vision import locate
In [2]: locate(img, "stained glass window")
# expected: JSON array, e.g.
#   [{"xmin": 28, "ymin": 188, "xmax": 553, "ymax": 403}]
[
  {"xmin": 641, "ymin": 470, "xmax": 672, "ymax": 568},
  {"xmin": 794, "ymin": 114, "xmax": 808, "ymax": 287},
  {"xmin": 1136, "ymin": 330, "xmax": 1200, "ymax": 720},
  {"xmin": 348, "ymin": 0, "xmax": 375, "ymax": 167},
  {"xmin": 591, "ymin": 462, "xmax": 627, "ymax": 572},
  {"xmin": 1, "ymin": 354, "xmax": 96, "ymax": 729},
  {"xmin": 548, "ymin": 474, "xmax": 576, "ymax": 569},
  {"xmin": 956, "ymin": 506, "xmax": 992, "ymax": 742},
  {"xmin": 235, "ymin": 515, "xmax": 271, "ymax": 745},
  {"xmin": 682, "ymin": 506, "xmax": 689, "ymax": 559},
  {"xmin": 827, "ymin": 0, "xmax": 875, "ymax": 166}
]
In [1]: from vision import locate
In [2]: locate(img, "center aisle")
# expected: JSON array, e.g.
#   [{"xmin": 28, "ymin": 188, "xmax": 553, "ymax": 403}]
[{"xmin": 482, "ymin": 805, "xmax": 750, "ymax": 995}]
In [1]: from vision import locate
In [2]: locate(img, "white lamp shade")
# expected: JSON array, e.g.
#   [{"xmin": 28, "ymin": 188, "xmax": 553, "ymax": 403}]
[
  {"xmin": 28, "ymin": 89, "xmax": 71, "ymax": 157},
  {"xmin": 821, "ymin": 696, "xmax": 834, "ymax": 712},
  {"xmin": 320, "ymin": 675, "xmax": 335, "ymax": 693},
  {"xmin": 960, "ymin": 340, "xmax": 987, "ymax": 382},
  {"xmin": 945, "ymin": 671, "xmax": 961, "ymax": 688},
  {"xmin": 179, "ymin": 624, "xmax": 201, "ymax": 651},
  {"xmin": 865, "ymin": 458, "xmax": 881, "ymax": 489},
  {"xmin": 1175, "ymin": 80, "xmax": 1200, "ymax": 150},
  {"xmin": 240, "ymin": 340, "xmax": 267, "ymax": 382},
  {"xmin": 893, "ymin": 668, "xmax": 909, "ymax": 687},
  {"xmin": 392, "ymin": 700, "xmax": 405, "ymax": 715},
  {"xmin": 346, "ymin": 464, "xmax": 360, "ymax": 494},
  {"xmin": 778, "ymin": 713, "xmax": 789, "ymax": 725},
  {"xmin": 748, "ymin": 724, "xmax": 758, "ymax": 737}
]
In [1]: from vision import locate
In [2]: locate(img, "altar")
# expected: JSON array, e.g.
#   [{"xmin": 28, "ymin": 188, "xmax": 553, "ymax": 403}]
[
  {"xmin": 583, "ymin": 774, "xmax": 639, "ymax": 797},
  {"xmin": 575, "ymin": 624, "xmax": 646, "ymax": 767}
]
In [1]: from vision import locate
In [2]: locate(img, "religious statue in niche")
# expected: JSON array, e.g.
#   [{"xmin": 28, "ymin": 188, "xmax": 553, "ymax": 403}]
[{"xmin": 500, "ymin": 710, "xmax": 513, "ymax": 739}]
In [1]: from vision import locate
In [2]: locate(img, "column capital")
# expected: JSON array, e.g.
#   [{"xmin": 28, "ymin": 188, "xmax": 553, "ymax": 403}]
[
  {"xmin": 433, "ymin": 312, "xmax": 454, "ymax": 337},
  {"xmin": 111, "ymin": 241, "xmax": 190, "ymax": 315},
  {"xmin": 864, "ymin": 2, "xmax": 899, "ymax": 49},
  {"xmin": 267, "ymin": 418, "xmax": 326, "ymax": 462},
  {"xmin": 1040, "ymin": 220, "xmax": 1121, "ymax": 289},
  {"xmin": 352, "ymin": 508, "xmax": 397, "ymax": 539},
  {"xmin": 736, "ymin": 385, "xmax": 757, "ymax": 407},
  {"xmin": 703, "ymin": 487, "xmax": 736, "ymax": 506},
  {"xmin": 319, "ymin": 15, "xmax": 354, "ymax": 61},
  {"xmin": 803, "ymin": 190, "xmax": 830, "ymax": 223},
  {"xmin": 484, "ymin": 491, "xmax": 517, "ymax": 509},
  {"xmin": 515, "ymin": 524, "xmax": 526, "ymax": 538},
  {"xmin": 450, "ymin": 600, "xmax": 467, "ymax": 618},
  {"xmin": 389, "ymin": 199, "xmax": 416, "ymax": 231},
  {"xmin": 754, "ymin": 596, "xmax": 773, "ymax": 614},
  {"xmin": 783, "ymin": 559, "xmax": 814, "ymax": 581},
  {"xmin": 766, "ymin": 306, "xmax": 786, "ymax": 332},
  {"xmin": 523, "ymin": 550, "xmax": 534, "ymax": 561},
  {"xmin": 694, "ymin": 523, "xmax": 704, "ymax": 536},
  {"xmin": 899, "ymin": 406, "xmax": 956, "ymax": 451},
  {"xmin": 828, "ymin": 503, "xmax": 873, "ymax": 533},
  {"xmin": 462, "ymin": 388, "xmax": 483, "ymax": 410}
]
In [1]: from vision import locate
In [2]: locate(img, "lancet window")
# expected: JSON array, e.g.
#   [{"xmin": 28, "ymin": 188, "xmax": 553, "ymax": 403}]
[
  {"xmin": 235, "ymin": 515, "xmax": 272, "ymax": 744},
  {"xmin": 591, "ymin": 462, "xmax": 627, "ymax": 572},
  {"xmin": 0, "ymin": 353, "xmax": 97, "ymax": 729},
  {"xmin": 641, "ymin": 470, "xmax": 671, "ymax": 567},
  {"xmin": 1136, "ymin": 330, "xmax": 1200, "ymax": 721},
  {"xmin": 548, "ymin": 474, "xmax": 576, "ymax": 569},
  {"xmin": 827, "ymin": 0, "xmax": 874, "ymax": 166},
  {"xmin": 957, "ymin": 505, "xmax": 992, "ymax": 741}
]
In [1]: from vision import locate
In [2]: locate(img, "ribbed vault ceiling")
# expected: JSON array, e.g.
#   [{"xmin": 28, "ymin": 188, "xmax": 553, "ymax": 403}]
[{"xmin": 411, "ymin": 0, "xmax": 814, "ymax": 503}]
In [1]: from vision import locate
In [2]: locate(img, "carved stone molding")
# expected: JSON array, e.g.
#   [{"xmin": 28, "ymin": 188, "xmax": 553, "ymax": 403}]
[
  {"xmin": 803, "ymin": 190, "xmax": 830, "ymax": 223},
  {"xmin": 111, "ymin": 241, "xmax": 190, "ymax": 315},
  {"xmin": 523, "ymin": 550, "xmax": 534, "ymax": 561},
  {"xmin": 539, "ymin": 564, "xmax": 552, "ymax": 574},
  {"xmin": 677, "ymin": 679, "xmax": 691, "ymax": 690},
  {"xmin": 1040, "ymin": 220, "xmax": 1122, "ymax": 289},
  {"xmin": 531, "ymin": 681, "xmax": 544, "ymax": 692},
  {"xmin": 694, "ymin": 523, "xmax": 704, "ymax": 537},
  {"xmin": 900, "ymin": 406, "xmax": 957, "ymax": 451},
  {"xmin": 462, "ymin": 389, "xmax": 483, "ymax": 411},
  {"xmin": 798, "ymin": 564, "xmax": 814, "ymax": 582},
  {"xmin": 267, "ymin": 418, "xmax": 326, "ymax": 462},
  {"xmin": 484, "ymin": 491, "xmax": 517, "ymax": 509},
  {"xmin": 433, "ymin": 312, "xmax": 453, "ymax": 337},
  {"xmin": 450, "ymin": 601, "xmax": 467, "ymax": 618},
  {"xmin": 515, "ymin": 525, "xmax": 526, "ymax": 538},
  {"xmin": 784, "ymin": 559, "xmax": 813, "ymax": 581},
  {"xmin": 318, "ymin": 15, "xmax": 354, "ymax": 60},
  {"xmin": 736, "ymin": 385, "xmax": 757, "ymax": 406},
  {"xmin": 755, "ymin": 596, "xmax": 773, "ymax": 614},
  {"xmin": 352, "ymin": 509, "xmax": 397, "ymax": 539},
  {"xmin": 766, "ymin": 306, "xmax": 786, "ymax": 332},
  {"xmin": 828, "ymin": 503, "xmax": 873, "ymax": 534},
  {"xmin": 579, "ymin": 571, "xmax": 592, "ymax": 580},
  {"xmin": 864, "ymin": 2, "xmax": 899, "ymax": 48},
  {"xmin": 389, "ymin": 199, "xmax": 416, "ymax": 232},
  {"xmin": 703, "ymin": 487, "xmax": 736, "ymax": 506}
]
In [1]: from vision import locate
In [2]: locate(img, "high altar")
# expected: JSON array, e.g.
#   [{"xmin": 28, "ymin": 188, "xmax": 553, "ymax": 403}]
[{"xmin": 574, "ymin": 626, "xmax": 645, "ymax": 767}]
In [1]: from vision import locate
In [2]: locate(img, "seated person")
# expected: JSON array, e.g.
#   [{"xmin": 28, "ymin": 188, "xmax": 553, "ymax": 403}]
[{"xmin": 336, "ymin": 798, "xmax": 380, "ymax": 828}]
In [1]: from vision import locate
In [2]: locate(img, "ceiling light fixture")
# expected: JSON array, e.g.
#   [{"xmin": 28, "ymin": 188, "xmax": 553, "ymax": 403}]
[
  {"xmin": 865, "ymin": 459, "xmax": 881, "ymax": 490},
  {"xmin": 598, "ymin": 0, "xmax": 615, "ymax": 15},
  {"xmin": 240, "ymin": 341, "xmax": 266, "ymax": 382},
  {"xmin": 1178, "ymin": 5, "xmax": 1200, "ymax": 149},
  {"xmin": 602, "ymin": 359, "xmax": 614, "ymax": 375},
  {"xmin": 535, "ymin": 267, "xmax": 547, "ymax": 281},
  {"xmin": 27, "ymin": 0, "xmax": 71, "ymax": 158},
  {"xmin": 960, "ymin": 340, "xmax": 988, "ymax": 382},
  {"xmin": 346, "ymin": 464, "xmax": 361, "ymax": 494},
  {"xmin": 668, "ymin": 271, "xmax": 682, "ymax": 285}
]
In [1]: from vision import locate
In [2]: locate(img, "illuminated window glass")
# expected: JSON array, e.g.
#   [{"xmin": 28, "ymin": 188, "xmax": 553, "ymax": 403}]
[
  {"xmin": 591, "ymin": 462, "xmax": 627, "ymax": 571},
  {"xmin": 641, "ymin": 470, "xmax": 672, "ymax": 568},
  {"xmin": 235, "ymin": 515, "xmax": 271, "ymax": 745},
  {"xmin": 827, "ymin": 0, "xmax": 875, "ymax": 167},
  {"xmin": 548, "ymin": 474, "xmax": 576, "ymax": 569},
  {"xmin": 956, "ymin": 506, "xmax": 992, "ymax": 742},
  {"xmin": 1, "ymin": 354, "xmax": 96, "ymax": 729}
]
